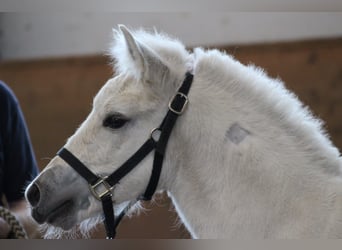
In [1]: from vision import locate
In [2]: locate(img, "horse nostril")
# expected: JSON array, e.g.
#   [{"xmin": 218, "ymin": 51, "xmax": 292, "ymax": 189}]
[{"xmin": 26, "ymin": 183, "xmax": 41, "ymax": 207}]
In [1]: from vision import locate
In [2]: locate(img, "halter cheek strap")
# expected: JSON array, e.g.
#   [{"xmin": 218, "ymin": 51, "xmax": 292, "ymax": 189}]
[{"xmin": 57, "ymin": 72, "xmax": 193, "ymax": 239}]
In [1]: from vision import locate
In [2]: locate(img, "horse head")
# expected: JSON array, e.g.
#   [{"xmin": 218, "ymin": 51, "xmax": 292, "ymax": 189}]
[{"xmin": 25, "ymin": 25, "xmax": 191, "ymax": 237}]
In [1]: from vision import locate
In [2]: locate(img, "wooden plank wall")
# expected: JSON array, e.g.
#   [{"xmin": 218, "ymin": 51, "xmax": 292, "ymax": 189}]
[{"xmin": 0, "ymin": 38, "xmax": 341, "ymax": 238}]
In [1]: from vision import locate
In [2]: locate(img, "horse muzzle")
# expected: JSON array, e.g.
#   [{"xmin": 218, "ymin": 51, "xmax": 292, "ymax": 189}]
[{"xmin": 25, "ymin": 165, "xmax": 91, "ymax": 230}]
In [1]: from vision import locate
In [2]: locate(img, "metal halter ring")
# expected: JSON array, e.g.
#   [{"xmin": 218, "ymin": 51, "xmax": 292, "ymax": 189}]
[
  {"xmin": 150, "ymin": 127, "xmax": 162, "ymax": 143},
  {"xmin": 89, "ymin": 177, "xmax": 114, "ymax": 200}
]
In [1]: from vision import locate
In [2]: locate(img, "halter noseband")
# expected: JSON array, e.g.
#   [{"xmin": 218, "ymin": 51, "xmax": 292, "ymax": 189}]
[{"xmin": 57, "ymin": 72, "xmax": 193, "ymax": 239}]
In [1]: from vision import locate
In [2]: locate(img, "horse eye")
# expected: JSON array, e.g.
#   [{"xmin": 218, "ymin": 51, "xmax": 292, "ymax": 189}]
[{"xmin": 103, "ymin": 114, "xmax": 129, "ymax": 129}]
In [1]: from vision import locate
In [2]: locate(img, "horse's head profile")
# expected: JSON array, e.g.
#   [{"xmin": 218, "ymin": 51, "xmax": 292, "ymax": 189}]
[{"xmin": 25, "ymin": 25, "xmax": 191, "ymax": 237}]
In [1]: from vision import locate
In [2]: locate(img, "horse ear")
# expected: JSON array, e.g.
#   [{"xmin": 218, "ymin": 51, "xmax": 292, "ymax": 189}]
[
  {"xmin": 119, "ymin": 25, "xmax": 146, "ymax": 79},
  {"xmin": 118, "ymin": 25, "xmax": 169, "ymax": 84}
]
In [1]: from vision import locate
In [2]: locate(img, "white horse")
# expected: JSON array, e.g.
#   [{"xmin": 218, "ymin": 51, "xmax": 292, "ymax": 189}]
[{"xmin": 25, "ymin": 25, "xmax": 342, "ymax": 239}]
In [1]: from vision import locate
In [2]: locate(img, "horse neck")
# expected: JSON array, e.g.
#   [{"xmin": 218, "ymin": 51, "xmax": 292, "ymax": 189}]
[{"xmin": 159, "ymin": 50, "xmax": 342, "ymax": 238}]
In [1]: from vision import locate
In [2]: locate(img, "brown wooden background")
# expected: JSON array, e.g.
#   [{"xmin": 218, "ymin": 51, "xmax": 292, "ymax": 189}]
[{"xmin": 0, "ymin": 38, "xmax": 341, "ymax": 238}]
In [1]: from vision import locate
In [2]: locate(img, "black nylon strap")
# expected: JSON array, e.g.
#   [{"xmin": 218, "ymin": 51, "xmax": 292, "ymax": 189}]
[
  {"xmin": 141, "ymin": 151, "xmax": 164, "ymax": 200},
  {"xmin": 57, "ymin": 148, "xmax": 99, "ymax": 185},
  {"xmin": 106, "ymin": 138, "xmax": 156, "ymax": 187},
  {"xmin": 101, "ymin": 194, "xmax": 116, "ymax": 239},
  {"xmin": 178, "ymin": 72, "xmax": 193, "ymax": 94},
  {"xmin": 141, "ymin": 72, "xmax": 193, "ymax": 200}
]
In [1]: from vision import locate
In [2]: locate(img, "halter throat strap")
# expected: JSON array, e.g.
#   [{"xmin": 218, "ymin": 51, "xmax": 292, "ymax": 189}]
[{"xmin": 57, "ymin": 72, "xmax": 193, "ymax": 239}]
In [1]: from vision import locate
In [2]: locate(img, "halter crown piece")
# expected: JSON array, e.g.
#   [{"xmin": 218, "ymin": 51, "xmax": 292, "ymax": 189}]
[{"xmin": 57, "ymin": 72, "xmax": 193, "ymax": 239}]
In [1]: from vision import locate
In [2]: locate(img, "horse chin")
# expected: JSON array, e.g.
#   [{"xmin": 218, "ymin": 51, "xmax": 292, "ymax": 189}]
[
  {"xmin": 41, "ymin": 214, "xmax": 103, "ymax": 239},
  {"xmin": 47, "ymin": 201, "xmax": 77, "ymax": 229},
  {"xmin": 31, "ymin": 198, "xmax": 83, "ymax": 232},
  {"xmin": 47, "ymin": 214, "xmax": 78, "ymax": 231}
]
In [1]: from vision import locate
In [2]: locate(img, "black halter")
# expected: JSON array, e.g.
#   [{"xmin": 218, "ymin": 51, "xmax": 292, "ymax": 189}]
[{"xmin": 57, "ymin": 72, "xmax": 193, "ymax": 239}]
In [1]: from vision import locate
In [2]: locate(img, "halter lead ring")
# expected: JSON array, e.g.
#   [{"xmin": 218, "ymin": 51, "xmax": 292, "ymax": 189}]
[{"xmin": 57, "ymin": 72, "xmax": 193, "ymax": 239}]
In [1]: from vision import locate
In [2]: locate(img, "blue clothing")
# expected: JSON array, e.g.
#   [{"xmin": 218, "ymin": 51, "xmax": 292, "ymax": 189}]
[{"xmin": 0, "ymin": 81, "xmax": 38, "ymax": 205}]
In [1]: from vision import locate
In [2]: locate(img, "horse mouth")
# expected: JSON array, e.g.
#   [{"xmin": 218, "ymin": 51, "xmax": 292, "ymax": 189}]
[
  {"xmin": 32, "ymin": 199, "xmax": 75, "ymax": 228},
  {"xmin": 47, "ymin": 200, "xmax": 75, "ymax": 224}
]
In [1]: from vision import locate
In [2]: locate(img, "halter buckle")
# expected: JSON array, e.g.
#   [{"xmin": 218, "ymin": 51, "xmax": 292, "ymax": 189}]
[
  {"xmin": 89, "ymin": 177, "xmax": 114, "ymax": 200},
  {"xmin": 168, "ymin": 92, "xmax": 189, "ymax": 115}
]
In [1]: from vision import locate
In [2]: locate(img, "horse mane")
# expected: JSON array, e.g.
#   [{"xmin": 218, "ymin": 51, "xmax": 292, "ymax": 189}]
[{"xmin": 192, "ymin": 47, "xmax": 341, "ymax": 174}]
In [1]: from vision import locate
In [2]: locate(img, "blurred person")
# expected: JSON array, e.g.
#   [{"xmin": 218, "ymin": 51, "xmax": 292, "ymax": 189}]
[{"xmin": 0, "ymin": 81, "xmax": 40, "ymax": 238}]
